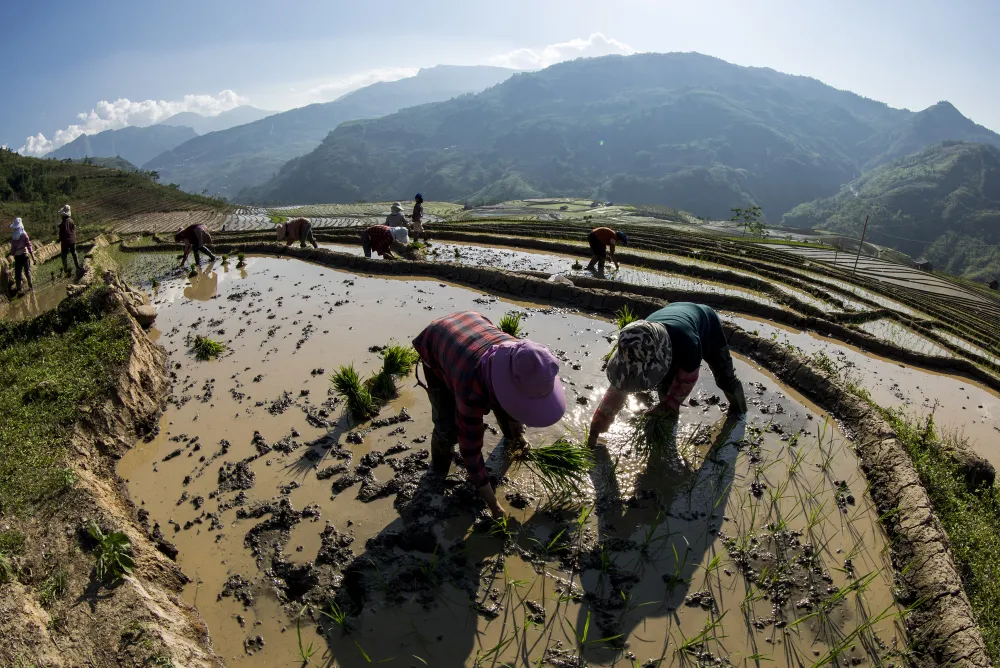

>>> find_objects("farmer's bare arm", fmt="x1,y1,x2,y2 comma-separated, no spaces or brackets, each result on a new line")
587,387,628,448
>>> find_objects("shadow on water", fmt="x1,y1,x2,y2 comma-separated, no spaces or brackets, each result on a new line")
306,417,742,668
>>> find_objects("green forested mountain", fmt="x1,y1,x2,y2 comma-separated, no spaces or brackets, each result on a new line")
242,53,1000,219
47,125,198,167
143,65,516,198
784,141,1000,280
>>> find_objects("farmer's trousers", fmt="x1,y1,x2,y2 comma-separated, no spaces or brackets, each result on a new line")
361,230,373,258
14,254,31,292
422,364,520,475
586,231,607,274
193,245,216,264
61,242,79,272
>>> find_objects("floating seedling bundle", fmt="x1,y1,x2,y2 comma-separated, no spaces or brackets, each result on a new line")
331,344,421,422
192,335,226,360
513,437,594,495
498,310,523,337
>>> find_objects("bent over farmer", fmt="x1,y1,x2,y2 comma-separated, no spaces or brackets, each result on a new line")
58,204,80,273
413,311,566,519
276,217,318,248
587,302,748,449
586,227,628,275
176,224,216,266
361,224,409,259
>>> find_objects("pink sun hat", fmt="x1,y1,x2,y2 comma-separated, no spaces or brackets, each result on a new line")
489,340,566,427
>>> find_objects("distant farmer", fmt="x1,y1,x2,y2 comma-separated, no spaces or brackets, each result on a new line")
586,227,628,275
276,217,318,248
411,193,425,239
414,311,566,519
385,202,409,228
8,217,38,293
175,224,216,265
361,224,409,259
58,204,80,273
587,302,748,449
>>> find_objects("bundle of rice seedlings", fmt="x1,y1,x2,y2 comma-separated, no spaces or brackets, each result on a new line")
192,335,226,361
498,311,523,337
604,304,640,361
380,344,420,377
236,252,247,268
515,438,594,495
366,369,399,402
331,364,377,422
626,411,677,459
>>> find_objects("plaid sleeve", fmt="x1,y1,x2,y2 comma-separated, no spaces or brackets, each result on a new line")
456,399,489,488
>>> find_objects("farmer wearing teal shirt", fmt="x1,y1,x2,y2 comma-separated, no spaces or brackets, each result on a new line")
587,302,748,447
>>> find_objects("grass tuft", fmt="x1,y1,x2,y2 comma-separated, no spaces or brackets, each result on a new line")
515,438,594,495
498,311,523,337
192,335,226,361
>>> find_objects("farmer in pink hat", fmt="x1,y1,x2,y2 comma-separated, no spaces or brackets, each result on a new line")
413,311,566,519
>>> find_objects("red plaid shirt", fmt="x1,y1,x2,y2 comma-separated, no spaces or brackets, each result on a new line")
366,225,394,255
413,311,516,488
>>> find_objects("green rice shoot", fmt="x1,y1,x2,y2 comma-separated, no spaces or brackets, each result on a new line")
516,438,594,495
627,411,677,459
331,364,377,422
498,311,523,337
192,335,226,361
367,369,399,402
380,344,420,377
604,304,640,360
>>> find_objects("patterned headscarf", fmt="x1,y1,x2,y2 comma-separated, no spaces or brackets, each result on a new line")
606,320,672,391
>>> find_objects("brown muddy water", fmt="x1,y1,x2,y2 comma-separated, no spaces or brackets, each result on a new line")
116,254,906,667
0,257,73,321
724,314,1000,464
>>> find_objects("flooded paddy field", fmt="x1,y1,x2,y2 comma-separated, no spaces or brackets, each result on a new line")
116,254,906,667
722,314,1000,463
0,256,74,320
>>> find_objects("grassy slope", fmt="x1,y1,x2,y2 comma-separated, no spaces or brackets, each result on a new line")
0,149,229,245
0,287,133,512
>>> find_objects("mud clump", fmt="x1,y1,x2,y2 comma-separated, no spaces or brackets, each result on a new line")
219,574,255,607
218,458,256,492
316,463,350,480
241,497,321,557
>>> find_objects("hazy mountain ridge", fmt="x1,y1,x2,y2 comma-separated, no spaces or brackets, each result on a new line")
46,125,198,167
142,65,516,197
158,105,274,134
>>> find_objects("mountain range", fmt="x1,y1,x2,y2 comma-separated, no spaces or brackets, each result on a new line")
46,124,198,167
142,65,516,197
240,53,1000,223
158,105,273,135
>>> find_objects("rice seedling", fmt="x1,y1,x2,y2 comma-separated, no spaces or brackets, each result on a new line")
321,600,349,631
572,260,583,270
615,304,638,330
331,364,377,422
221,255,229,266
192,335,226,361
380,344,420,376
514,438,594,495
88,522,134,583
626,411,677,459
295,606,319,663
366,369,399,402
498,311,523,337
236,252,246,267
149,276,159,289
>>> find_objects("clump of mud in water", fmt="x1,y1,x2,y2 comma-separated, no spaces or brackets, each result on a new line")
240,497,321,559
219,574,255,607
218,458,255,492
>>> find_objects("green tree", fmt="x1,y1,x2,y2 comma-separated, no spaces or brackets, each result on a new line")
730,205,765,238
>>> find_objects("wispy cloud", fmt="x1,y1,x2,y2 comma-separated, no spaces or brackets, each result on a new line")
489,32,635,70
300,67,420,103
18,90,248,156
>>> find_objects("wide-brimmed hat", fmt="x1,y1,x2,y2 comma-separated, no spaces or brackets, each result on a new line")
489,340,566,427
391,202,402,212
60,204,71,217
606,320,672,391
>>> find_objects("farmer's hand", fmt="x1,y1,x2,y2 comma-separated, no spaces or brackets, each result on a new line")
478,483,507,520
586,429,602,449
647,403,679,420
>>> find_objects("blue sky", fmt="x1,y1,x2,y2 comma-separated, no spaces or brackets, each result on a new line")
4,0,999,153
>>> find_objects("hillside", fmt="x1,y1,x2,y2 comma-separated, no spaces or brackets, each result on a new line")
65,156,139,172
158,105,273,134
242,53,1000,219
0,148,227,244
47,125,198,167
143,65,516,198
783,141,1000,280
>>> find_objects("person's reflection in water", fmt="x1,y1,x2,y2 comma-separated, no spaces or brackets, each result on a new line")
182,264,219,301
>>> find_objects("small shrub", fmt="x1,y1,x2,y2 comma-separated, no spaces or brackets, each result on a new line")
88,522,134,584
515,438,594,495
498,311,523,337
192,335,226,361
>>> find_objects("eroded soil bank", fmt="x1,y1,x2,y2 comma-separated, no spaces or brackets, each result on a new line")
118,256,906,666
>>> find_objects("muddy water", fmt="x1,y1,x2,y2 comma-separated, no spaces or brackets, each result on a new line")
0,257,72,321
118,256,903,667
723,314,1000,461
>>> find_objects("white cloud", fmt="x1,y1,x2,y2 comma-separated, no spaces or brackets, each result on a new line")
18,90,248,156
490,32,635,70
301,67,420,103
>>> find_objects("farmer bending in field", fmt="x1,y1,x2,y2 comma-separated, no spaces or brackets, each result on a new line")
587,302,748,449
361,224,410,259
586,227,628,276
414,311,566,519
175,223,216,265
8,217,38,293
276,217,318,248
